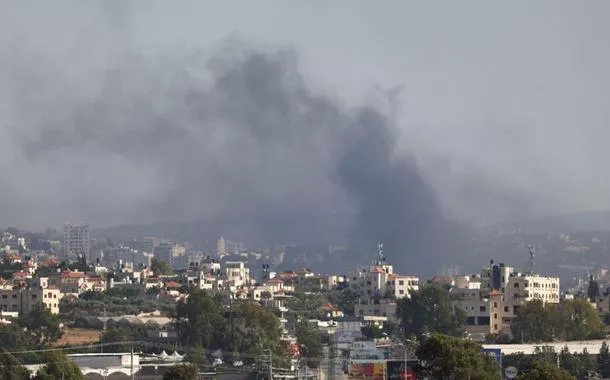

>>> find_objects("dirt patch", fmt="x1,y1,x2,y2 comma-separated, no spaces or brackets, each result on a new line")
54,327,101,347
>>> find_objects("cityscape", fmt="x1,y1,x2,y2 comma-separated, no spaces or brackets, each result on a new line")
5,1,610,380
0,223,609,379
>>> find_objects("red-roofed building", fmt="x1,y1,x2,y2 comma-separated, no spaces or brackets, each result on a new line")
321,303,344,318
49,270,87,296
263,277,285,294
164,281,182,290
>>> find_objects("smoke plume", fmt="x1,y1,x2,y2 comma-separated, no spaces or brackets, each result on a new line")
1,41,462,274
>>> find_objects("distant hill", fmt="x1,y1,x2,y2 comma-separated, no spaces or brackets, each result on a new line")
92,221,212,247
499,210,610,234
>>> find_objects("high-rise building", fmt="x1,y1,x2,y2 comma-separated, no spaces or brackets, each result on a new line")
217,237,227,257
63,223,90,262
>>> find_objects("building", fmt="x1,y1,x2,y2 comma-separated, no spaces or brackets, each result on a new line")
353,244,419,321
153,241,186,268
63,223,90,261
217,237,227,257
0,278,62,315
224,261,252,287
452,261,560,338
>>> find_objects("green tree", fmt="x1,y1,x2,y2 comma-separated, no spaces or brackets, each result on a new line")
329,286,359,315
515,361,575,380
0,324,32,350
512,298,603,342
101,326,146,352
296,320,323,368
18,304,63,347
561,298,604,340
34,350,84,380
397,283,465,339
151,257,172,275
511,300,555,342
598,341,610,378
416,334,499,380
163,364,199,380
176,289,223,348
0,348,30,380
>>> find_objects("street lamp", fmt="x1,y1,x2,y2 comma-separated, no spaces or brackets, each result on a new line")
397,340,413,380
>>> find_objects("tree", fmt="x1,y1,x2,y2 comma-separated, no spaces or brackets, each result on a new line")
329,286,359,315
511,300,554,342
397,284,465,339
416,334,499,380
176,289,223,348
163,364,199,380
598,341,610,378
177,288,286,361
0,324,32,350
512,298,603,342
101,325,146,352
18,304,63,347
296,320,323,368
561,298,604,341
515,361,575,380
0,348,30,380
151,257,172,275
34,350,84,380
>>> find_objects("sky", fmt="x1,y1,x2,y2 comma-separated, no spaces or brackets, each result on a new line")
1,1,610,262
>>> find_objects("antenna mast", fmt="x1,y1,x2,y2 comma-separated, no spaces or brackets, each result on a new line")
376,242,385,266
526,244,536,274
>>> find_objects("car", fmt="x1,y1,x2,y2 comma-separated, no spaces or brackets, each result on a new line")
233,360,244,367
213,358,223,367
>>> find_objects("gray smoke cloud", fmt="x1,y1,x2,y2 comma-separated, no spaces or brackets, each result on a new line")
0,38,461,274
10,1,610,274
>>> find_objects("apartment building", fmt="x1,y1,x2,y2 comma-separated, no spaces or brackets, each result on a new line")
452,262,560,337
63,223,90,261
353,245,419,321
0,278,63,315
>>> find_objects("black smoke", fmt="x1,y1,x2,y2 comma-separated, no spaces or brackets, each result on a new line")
5,44,464,275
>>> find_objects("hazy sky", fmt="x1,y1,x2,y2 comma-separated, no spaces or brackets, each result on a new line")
2,1,610,233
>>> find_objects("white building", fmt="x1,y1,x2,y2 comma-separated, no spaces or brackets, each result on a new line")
353,244,419,321
63,223,90,261
224,261,252,287
452,262,560,338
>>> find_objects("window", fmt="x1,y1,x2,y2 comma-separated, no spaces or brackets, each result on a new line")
494,313,498,319
1,295,6,299
514,283,519,288
11,294,16,299
493,302,498,308
399,280,404,286
31,295,37,299
479,306,486,312
504,306,510,312
399,290,404,295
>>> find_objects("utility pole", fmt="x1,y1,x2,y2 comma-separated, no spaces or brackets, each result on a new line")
264,349,273,380
131,346,135,380
101,307,107,354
